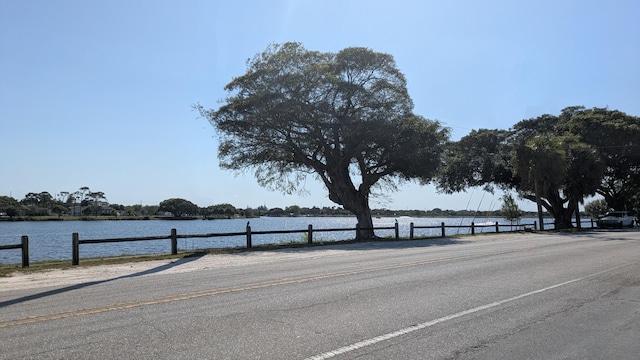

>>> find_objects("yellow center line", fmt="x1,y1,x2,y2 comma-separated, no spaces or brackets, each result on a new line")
0,246,532,328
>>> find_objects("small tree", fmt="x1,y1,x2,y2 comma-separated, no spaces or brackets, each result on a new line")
51,204,67,217
501,193,522,230
584,199,609,219
5,206,19,218
285,205,301,216
0,196,22,217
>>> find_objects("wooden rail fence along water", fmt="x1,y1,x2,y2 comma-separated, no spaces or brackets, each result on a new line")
409,221,539,239
71,222,399,265
2,219,599,266
0,236,29,267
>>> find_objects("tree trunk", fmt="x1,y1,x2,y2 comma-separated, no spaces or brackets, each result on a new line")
324,166,376,240
337,191,374,240
327,188,375,240
547,197,574,230
574,198,581,229
525,186,580,231
555,210,574,229
535,180,544,231
540,186,578,230
355,206,375,240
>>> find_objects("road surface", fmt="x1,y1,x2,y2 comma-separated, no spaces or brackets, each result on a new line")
1,230,639,359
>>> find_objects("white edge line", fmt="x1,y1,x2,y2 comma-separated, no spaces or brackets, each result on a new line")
305,265,627,360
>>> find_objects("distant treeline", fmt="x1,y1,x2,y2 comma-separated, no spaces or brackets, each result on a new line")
1,189,547,220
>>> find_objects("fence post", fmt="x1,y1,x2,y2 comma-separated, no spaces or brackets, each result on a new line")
495,222,499,233
471,222,475,236
441,222,445,238
246,222,252,248
394,220,399,240
171,228,178,255
21,235,29,268
534,221,537,231
308,224,313,244
591,219,594,229
356,223,361,241
72,232,79,266
410,222,414,240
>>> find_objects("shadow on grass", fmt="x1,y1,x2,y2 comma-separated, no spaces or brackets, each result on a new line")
0,253,204,308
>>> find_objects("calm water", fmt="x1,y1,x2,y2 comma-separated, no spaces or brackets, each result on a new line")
0,216,539,264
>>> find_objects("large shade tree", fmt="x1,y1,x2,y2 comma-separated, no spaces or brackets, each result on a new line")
437,109,605,229
560,107,640,212
511,133,602,229
197,43,449,238
437,129,516,193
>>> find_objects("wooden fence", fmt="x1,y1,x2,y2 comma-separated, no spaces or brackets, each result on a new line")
70,223,398,265
409,221,538,239
1,218,599,266
0,236,29,267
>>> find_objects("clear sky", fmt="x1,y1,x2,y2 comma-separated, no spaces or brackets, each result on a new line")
1,0,639,212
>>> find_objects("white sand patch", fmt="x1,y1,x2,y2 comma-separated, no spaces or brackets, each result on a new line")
0,248,354,291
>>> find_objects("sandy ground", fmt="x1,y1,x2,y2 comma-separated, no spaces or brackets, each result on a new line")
0,247,359,291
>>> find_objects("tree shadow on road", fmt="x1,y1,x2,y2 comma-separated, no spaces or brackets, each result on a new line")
0,253,204,308
548,228,639,242
0,235,507,308
255,236,473,254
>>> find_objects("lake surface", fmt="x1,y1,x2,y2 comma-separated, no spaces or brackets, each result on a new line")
0,216,543,264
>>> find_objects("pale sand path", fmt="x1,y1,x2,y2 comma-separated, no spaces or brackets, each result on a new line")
0,247,372,291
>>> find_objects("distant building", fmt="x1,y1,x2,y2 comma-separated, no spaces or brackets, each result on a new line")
69,204,83,216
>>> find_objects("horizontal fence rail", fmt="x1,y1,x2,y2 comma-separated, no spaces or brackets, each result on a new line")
409,221,539,239
3,218,601,266
71,223,400,265
0,236,29,267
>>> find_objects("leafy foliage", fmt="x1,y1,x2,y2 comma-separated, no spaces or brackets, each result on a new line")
158,198,199,217
197,42,449,238
560,107,640,212
437,129,516,193
584,199,609,219
202,203,238,218
500,193,522,224
437,106,636,229
0,196,22,217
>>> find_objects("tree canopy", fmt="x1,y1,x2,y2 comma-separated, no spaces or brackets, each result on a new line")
197,42,449,238
158,198,199,217
437,106,638,229
0,196,22,217
560,107,640,212
500,193,522,225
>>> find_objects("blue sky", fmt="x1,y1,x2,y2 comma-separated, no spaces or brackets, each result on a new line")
1,0,639,212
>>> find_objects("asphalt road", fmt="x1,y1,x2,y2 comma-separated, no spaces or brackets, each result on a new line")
1,230,639,359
